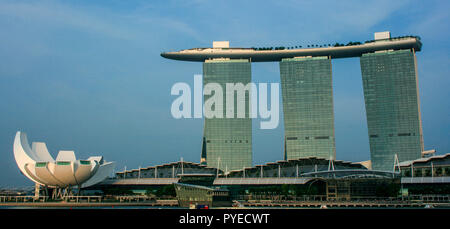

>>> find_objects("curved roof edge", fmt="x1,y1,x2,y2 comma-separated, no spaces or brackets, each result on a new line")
13,131,116,188
161,37,421,62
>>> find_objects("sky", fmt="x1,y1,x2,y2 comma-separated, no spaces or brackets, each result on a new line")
0,0,449,187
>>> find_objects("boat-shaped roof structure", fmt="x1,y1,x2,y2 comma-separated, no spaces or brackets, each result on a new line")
161,36,422,62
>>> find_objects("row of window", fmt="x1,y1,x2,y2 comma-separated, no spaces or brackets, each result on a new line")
35,161,90,167
370,133,417,138
287,136,330,140
206,140,250,143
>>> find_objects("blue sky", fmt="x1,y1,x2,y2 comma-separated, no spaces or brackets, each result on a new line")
0,0,448,187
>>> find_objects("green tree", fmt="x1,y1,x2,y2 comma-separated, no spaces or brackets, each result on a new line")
414,169,422,177
435,167,442,176
103,188,133,196
403,170,411,177
155,185,176,197
281,184,290,195
424,169,432,177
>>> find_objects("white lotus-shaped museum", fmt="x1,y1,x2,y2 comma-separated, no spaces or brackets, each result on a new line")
13,131,115,188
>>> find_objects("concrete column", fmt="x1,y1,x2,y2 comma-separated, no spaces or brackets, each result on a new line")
34,183,40,198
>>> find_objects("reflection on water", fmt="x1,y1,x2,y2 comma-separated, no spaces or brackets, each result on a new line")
1,205,448,209
0,206,184,209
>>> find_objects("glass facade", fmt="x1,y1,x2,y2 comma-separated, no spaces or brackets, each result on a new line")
360,49,424,171
279,56,336,160
202,59,252,172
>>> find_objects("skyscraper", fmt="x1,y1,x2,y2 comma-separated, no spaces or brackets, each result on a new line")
360,49,424,171
280,56,336,160
162,34,424,172
201,59,252,171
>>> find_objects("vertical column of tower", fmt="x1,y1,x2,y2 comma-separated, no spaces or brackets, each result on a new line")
201,59,252,172
279,56,336,160
360,49,424,171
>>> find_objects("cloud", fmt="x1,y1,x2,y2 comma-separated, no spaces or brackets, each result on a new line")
0,1,205,42
407,3,450,40
0,1,136,40
125,13,206,43
0,0,413,48
163,0,412,46
269,0,411,39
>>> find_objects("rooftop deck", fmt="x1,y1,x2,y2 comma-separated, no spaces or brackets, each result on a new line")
161,37,422,62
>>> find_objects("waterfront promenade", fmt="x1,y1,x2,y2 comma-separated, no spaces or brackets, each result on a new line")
0,195,178,208
1,195,449,208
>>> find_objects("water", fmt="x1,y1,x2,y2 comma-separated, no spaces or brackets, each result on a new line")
0,205,183,209
1,205,448,209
